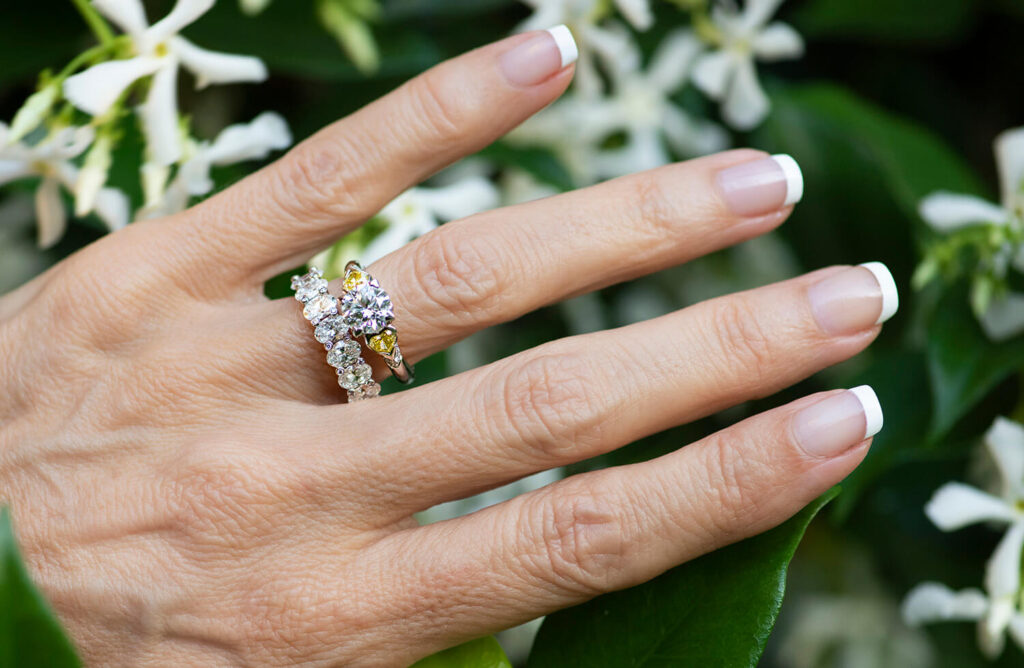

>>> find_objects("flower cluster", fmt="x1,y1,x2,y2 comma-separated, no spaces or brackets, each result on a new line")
1,0,291,247
914,127,1024,340
903,417,1024,658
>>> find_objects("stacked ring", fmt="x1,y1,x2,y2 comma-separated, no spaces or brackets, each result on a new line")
339,261,415,385
291,266,382,402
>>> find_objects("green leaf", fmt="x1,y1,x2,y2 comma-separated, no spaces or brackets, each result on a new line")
527,490,839,668
926,284,1024,438
792,0,975,44
411,636,511,668
0,508,81,668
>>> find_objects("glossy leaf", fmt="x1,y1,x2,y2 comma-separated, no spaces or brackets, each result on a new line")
527,490,838,668
0,508,81,668
411,636,512,668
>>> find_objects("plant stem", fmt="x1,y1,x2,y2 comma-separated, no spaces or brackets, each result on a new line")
70,0,115,45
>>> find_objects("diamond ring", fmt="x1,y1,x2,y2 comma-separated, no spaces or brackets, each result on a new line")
291,266,382,402
340,260,415,385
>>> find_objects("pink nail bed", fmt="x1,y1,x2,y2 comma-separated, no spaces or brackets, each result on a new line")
717,154,803,217
793,386,883,458
499,25,578,87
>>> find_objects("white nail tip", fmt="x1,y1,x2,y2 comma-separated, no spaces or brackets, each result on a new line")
850,385,883,440
771,153,803,207
547,25,578,68
858,261,899,324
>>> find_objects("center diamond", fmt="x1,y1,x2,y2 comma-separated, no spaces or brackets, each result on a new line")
342,282,394,336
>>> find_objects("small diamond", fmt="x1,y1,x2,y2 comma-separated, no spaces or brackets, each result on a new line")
303,294,338,322
348,382,381,402
327,339,362,367
342,282,394,335
343,269,369,292
291,269,327,302
314,315,345,344
367,329,397,354
338,362,373,390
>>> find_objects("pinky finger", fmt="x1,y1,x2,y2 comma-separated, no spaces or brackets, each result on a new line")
360,387,881,661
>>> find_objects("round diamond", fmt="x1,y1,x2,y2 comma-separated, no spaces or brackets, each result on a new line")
291,270,327,302
338,362,373,390
342,282,394,335
303,294,338,322
314,315,345,344
327,339,362,368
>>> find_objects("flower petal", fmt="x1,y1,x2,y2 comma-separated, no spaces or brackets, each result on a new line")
34,177,67,249
239,0,273,15
692,50,734,100
0,160,33,187
143,0,214,49
742,0,787,31
172,37,267,89
647,29,702,93
995,126,1024,212
415,177,499,222
917,191,1008,231
92,0,149,37
986,417,1024,501
93,187,131,231
925,482,1017,530
614,0,653,31
140,61,182,166
663,105,730,157
204,112,291,165
902,582,988,625
980,293,1024,342
985,521,1024,599
63,57,164,116
722,57,770,131
752,22,804,61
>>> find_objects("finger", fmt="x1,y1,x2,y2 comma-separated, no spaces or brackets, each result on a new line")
328,263,897,515
351,388,879,661
177,27,578,284
258,149,802,397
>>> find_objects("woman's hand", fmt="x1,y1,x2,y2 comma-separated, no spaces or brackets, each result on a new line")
0,29,895,666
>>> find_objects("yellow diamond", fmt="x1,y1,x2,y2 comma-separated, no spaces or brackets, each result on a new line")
343,270,368,291
368,330,397,354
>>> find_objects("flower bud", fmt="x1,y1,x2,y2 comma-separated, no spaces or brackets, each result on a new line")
7,84,59,144
74,132,114,217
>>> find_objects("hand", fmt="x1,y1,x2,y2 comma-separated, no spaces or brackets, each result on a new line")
0,29,895,667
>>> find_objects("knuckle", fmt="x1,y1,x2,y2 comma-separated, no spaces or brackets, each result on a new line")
630,170,680,239
404,70,468,146
272,141,366,223
699,435,761,538
707,296,775,389
497,352,604,463
525,481,627,595
407,227,507,323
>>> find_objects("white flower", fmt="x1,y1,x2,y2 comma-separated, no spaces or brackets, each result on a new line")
588,25,729,178
361,177,499,264
902,417,1024,658
918,128,1024,341
0,123,128,248
63,0,268,167
509,27,728,185
692,0,804,130
517,0,653,97
140,112,291,218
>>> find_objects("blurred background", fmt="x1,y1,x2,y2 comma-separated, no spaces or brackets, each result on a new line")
4,1,1024,666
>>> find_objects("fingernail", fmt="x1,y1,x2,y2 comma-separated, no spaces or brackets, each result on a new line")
499,25,578,87
793,386,883,458
808,262,899,335
716,154,803,217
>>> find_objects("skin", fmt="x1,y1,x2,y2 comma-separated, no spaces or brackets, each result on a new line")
0,34,876,666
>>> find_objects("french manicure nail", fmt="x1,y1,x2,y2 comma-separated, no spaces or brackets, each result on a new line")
808,262,899,335
793,386,883,458
499,25,578,87
716,154,803,217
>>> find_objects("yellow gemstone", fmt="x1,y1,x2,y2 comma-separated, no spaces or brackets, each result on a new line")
343,270,368,291
368,330,397,354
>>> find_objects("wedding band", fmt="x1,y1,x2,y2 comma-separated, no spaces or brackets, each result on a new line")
291,266,382,402
340,261,415,385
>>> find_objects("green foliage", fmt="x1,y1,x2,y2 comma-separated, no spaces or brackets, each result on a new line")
0,509,81,668
411,637,512,668
793,0,975,43
527,490,838,668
